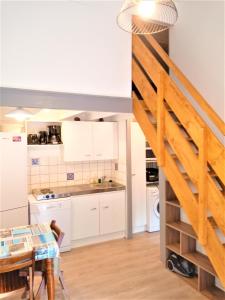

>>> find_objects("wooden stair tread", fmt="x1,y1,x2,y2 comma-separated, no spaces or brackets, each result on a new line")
170,153,178,159
183,251,216,276
166,221,197,239
208,216,218,229
182,170,216,181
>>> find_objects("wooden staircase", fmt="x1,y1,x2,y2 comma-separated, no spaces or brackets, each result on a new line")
132,34,225,289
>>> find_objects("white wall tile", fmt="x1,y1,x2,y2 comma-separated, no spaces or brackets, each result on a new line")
31,175,40,184
27,149,115,189
49,156,58,165
50,174,58,183
49,166,58,174
39,166,49,175
40,175,49,183
39,157,49,166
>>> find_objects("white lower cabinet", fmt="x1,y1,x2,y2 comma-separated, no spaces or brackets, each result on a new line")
99,192,125,235
72,194,99,240
71,191,125,242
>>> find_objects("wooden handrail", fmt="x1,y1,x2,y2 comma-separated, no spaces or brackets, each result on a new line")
144,35,225,136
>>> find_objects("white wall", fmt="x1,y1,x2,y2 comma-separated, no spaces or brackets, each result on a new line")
1,1,131,98
170,1,225,131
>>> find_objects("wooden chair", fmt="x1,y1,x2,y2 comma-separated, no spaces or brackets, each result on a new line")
36,220,69,299
0,251,34,299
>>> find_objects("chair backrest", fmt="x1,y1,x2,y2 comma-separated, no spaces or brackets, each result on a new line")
50,220,65,248
0,250,34,274
0,251,34,294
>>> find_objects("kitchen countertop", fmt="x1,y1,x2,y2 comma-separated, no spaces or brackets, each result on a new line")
30,182,126,201
61,181,125,196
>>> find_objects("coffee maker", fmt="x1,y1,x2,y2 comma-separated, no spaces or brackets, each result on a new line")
48,125,62,144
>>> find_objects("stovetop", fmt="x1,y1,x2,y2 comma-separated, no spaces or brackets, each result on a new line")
32,187,71,201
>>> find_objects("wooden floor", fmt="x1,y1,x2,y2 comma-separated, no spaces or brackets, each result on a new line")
1,232,207,299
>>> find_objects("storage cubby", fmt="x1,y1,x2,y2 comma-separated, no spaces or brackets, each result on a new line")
164,180,225,299
180,233,196,255
166,226,180,254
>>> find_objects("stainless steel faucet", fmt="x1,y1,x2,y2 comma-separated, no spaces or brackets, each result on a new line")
101,176,106,183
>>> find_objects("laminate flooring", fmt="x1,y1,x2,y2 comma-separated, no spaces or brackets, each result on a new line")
1,232,207,300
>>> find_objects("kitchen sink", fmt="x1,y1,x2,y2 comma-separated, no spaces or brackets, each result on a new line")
90,182,119,188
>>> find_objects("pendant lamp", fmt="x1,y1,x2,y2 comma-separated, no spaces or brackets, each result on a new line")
117,0,178,34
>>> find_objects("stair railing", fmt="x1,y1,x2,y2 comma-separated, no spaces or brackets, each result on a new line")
132,34,225,286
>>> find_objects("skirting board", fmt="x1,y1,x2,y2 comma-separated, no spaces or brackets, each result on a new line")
72,231,125,248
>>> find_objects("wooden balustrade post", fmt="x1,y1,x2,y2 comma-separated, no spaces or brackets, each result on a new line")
198,126,207,246
157,72,165,167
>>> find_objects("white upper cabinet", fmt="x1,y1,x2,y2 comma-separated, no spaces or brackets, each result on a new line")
62,121,93,162
93,122,118,160
62,121,118,162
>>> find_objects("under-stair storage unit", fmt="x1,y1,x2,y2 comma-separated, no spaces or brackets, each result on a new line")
165,181,225,299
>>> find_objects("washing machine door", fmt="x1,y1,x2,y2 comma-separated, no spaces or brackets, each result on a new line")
153,199,160,218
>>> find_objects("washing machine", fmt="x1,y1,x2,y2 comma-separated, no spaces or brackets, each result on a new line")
147,185,160,232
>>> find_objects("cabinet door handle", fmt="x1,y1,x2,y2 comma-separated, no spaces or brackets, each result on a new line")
103,206,109,209
85,154,91,157
90,207,97,211
96,154,102,156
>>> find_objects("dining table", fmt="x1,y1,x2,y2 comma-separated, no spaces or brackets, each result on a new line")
0,223,59,300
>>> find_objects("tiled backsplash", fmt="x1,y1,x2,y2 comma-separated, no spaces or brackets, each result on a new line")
27,147,116,192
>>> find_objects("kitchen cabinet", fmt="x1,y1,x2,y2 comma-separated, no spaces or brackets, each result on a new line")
62,121,93,161
99,192,125,235
62,121,118,162
72,194,99,240
92,122,118,160
71,191,125,241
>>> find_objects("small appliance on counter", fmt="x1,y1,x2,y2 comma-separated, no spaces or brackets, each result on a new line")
27,134,39,145
27,125,62,145
48,125,62,144
39,131,48,144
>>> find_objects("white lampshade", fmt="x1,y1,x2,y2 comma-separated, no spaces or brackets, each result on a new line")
117,0,178,34
5,107,33,121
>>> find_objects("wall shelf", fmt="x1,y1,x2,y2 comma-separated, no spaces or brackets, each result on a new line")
164,181,225,299
27,144,62,148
